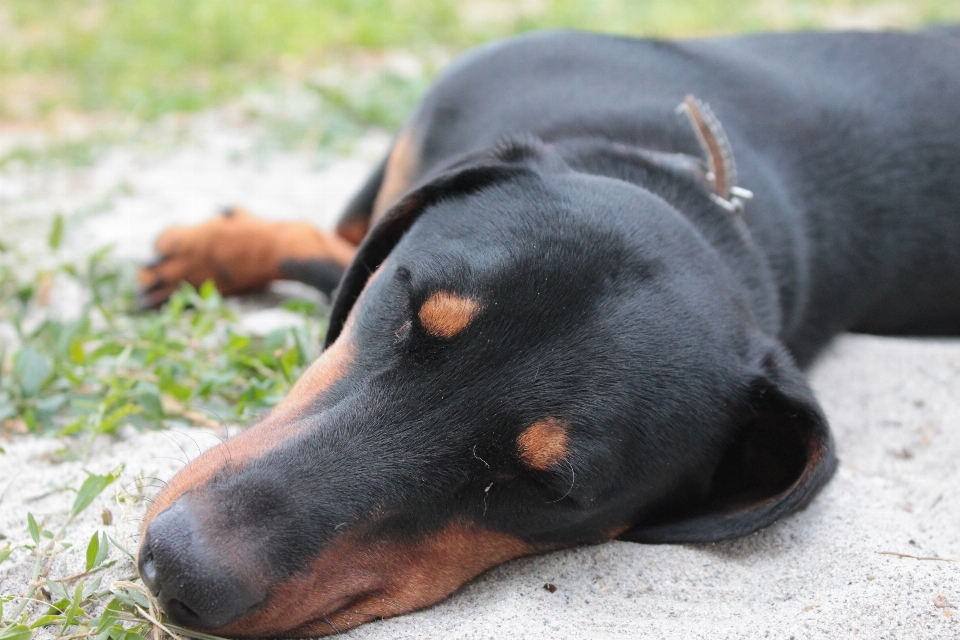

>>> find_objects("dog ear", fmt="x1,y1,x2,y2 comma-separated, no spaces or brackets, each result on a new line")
621,336,838,543
324,139,554,347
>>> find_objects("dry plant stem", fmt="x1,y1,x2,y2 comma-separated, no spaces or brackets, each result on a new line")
134,605,184,640
3,514,75,629
114,579,235,640
877,551,958,562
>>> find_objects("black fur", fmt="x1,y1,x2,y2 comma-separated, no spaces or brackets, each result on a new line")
139,28,960,635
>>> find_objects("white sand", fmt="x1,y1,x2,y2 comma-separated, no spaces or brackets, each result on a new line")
1,118,957,639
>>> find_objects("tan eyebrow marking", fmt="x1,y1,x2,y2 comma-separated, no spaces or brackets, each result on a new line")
517,418,570,471
418,291,483,339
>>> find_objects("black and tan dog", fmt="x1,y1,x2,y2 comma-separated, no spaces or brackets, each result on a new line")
136,29,960,637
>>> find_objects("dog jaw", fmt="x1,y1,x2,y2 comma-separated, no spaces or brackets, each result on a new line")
213,521,534,638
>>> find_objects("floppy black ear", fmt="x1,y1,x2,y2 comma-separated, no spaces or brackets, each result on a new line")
324,139,556,347
621,337,837,543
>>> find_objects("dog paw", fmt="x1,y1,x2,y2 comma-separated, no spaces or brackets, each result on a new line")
137,207,283,309
138,207,358,308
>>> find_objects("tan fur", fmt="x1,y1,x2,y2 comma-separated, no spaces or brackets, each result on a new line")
140,267,384,536
418,291,483,339
335,218,369,246
517,418,570,471
215,522,535,638
137,207,356,307
372,128,420,222
140,320,355,532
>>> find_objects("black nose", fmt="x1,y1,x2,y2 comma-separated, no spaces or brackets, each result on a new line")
138,498,265,629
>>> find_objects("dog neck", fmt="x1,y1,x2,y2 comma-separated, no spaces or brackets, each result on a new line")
550,135,783,337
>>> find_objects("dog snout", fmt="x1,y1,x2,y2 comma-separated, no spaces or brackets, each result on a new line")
138,498,266,630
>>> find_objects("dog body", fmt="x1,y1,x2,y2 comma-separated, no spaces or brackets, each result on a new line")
136,29,960,636
364,29,960,364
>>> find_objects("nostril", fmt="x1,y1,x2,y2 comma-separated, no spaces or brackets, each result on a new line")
137,500,267,630
138,538,159,593
141,555,157,585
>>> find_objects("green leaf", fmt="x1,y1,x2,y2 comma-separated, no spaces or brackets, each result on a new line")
61,581,83,629
264,328,289,351
22,408,37,432
48,214,64,250
85,531,100,571
58,417,86,437
133,382,163,418
281,299,319,315
109,585,149,611
97,404,142,434
0,624,33,640
69,339,86,365
280,347,299,381
0,546,11,564
225,333,251,352
95,533,109,568
14,346,54,397
45,578,70,602
27,512,40,544
93,598,122,633
29,615,63,629
70,469,120,517
106,534,135,561
198,279,218,300
160,376,193,402
35,394,67,414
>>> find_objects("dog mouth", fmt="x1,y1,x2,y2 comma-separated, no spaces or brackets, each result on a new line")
285,591,411,637
193,521,535,638
212,586,412,638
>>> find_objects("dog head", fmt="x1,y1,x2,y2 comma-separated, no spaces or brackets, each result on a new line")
138,139,836,637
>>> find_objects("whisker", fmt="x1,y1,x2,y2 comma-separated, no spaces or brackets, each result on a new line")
319,614,341,635
154,431,191,465
191,405,233,442
546,460,575,503
168,427,205,458
188,407,235,465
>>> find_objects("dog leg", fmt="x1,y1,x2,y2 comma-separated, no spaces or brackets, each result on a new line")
137,207,356,308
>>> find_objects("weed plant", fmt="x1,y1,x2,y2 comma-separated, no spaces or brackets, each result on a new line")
0,218,325,640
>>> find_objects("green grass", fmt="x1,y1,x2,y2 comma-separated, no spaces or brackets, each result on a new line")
0,0,956,126
0,224,326,439
0,219,326,640
1,0,957,168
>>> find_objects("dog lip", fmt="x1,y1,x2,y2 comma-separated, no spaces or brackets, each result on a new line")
310,591,388,635
253,591,380,637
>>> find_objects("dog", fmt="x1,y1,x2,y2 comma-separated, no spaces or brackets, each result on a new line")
135,28,960,637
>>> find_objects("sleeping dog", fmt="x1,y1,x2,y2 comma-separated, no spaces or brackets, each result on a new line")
135,28,960,637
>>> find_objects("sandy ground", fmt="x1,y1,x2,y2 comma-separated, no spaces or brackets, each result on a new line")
1,117,958,639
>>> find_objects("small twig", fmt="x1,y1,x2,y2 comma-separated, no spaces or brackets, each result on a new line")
55,559,119,584
135,605,184,640
877,551,958,562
